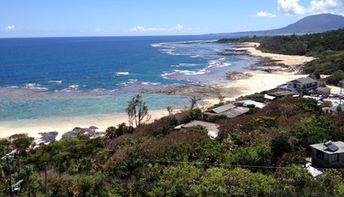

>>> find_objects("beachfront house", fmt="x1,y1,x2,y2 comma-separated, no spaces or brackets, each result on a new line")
310,141,344,168
286,77,320,94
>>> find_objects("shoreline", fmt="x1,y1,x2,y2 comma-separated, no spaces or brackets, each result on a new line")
0,109,171,139
0,41,316,140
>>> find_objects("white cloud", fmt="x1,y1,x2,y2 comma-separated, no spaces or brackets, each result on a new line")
256,11,277,17
4,25,16,32
277,0,344,15
278,0,306,15
129,24,184,32
310,0,344,13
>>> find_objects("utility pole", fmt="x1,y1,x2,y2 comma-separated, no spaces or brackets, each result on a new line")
340,80,344,106
44,163,48,197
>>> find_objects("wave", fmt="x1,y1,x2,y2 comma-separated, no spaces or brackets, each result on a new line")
59,84,80,93
118,79,161,87
162,69,208,79
159,48,182,56
48,80,63,84
161,58,231,80
207,58,231,68
171,63,199,68
114,72,130,76
23,83,48,91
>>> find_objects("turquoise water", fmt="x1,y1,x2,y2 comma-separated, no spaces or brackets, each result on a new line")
0,36,257,124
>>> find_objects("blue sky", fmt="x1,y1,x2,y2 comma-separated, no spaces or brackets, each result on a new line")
0,0,343,37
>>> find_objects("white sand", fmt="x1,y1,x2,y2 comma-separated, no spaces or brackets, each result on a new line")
0,109,170,139
215,71,306,99
236,42,315,66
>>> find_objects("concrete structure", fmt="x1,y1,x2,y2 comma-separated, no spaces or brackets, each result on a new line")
175,120,220,139
316,86,331,98
287,77,320,93
264,94,276,100
310,141,344,168
211,104,236,114
235,100,266,109
205,103,250,119
267,91,297,98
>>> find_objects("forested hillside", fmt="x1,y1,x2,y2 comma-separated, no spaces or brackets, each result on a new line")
1,97,344,196
219,29,344,85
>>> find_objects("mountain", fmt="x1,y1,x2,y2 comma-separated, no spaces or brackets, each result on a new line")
216,13,344,37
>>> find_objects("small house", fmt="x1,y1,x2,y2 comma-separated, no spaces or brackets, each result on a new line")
310,141,344,168
205,103,249,119
175,120,220,139
287,77,320,93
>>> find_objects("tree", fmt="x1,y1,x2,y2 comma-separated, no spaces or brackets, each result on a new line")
166,106,173,117
9,134,34,153
126,95,150,127
218,94,225,105
190,96,201,110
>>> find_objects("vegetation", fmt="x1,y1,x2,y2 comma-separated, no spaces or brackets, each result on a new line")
126,94,150,127
218,29,344,85
1,95,344,196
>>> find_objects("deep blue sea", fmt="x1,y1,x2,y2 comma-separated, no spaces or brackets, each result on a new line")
0,35,257,129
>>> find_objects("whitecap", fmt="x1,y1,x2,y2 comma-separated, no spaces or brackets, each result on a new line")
23,83,48,91
48,80,63,84
141,81,161,86
151,43,163,48
207,58,231,69
171,63,199,68
114,72,129,76
59,84,80,93
117,79,139,87
162,69,208,79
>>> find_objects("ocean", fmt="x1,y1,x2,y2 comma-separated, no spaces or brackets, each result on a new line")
0,35,258,130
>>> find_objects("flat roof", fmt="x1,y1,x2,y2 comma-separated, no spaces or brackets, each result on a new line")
221,107,250,119
182,120,219,139
290,77,318,85
236,100,266,109
268,91,296,97
212,103,236,114
310,141,344,154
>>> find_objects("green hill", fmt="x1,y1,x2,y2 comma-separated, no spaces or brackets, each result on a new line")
219,29,344,85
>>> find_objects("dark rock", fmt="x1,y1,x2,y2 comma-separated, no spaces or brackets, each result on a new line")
39,131,58,143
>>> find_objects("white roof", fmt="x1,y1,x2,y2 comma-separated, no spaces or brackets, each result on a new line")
182,120,219,139
236,100,266,109
264,94,276,100
212,103,236,114
306,162,323,177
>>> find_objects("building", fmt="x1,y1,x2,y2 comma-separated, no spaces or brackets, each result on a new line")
174,120,220,139
310,141,344,168
235,100,266,109
287,77,320,93
316,86,331,98
267,91,297,99
205,103,250,119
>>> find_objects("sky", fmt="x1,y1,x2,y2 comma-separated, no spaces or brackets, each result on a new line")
0,0,343,38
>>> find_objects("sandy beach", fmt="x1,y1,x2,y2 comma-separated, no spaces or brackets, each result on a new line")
0,109,171,139
235,42,316,66
0,41,315,140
